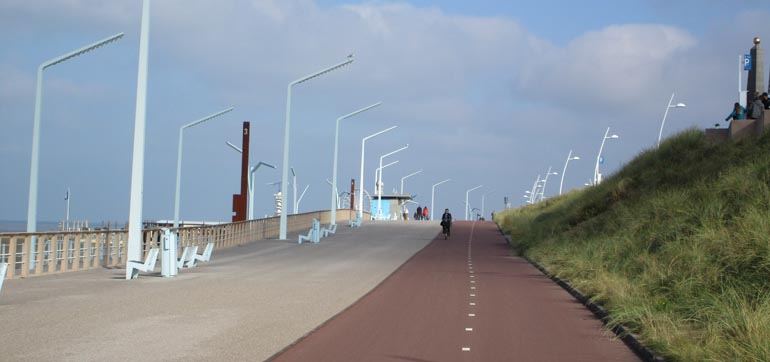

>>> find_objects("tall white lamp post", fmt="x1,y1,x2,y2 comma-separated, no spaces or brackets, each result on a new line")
173,107,234,228
559,150,580,195
465,185,483,220
375,160,399,192
377,145,409,220
481,190,495,219
279,55,354,240
358,126,397,219
657,92,686,147
249,162,276,219
594,127,619,185
330,102,382,225
126,0,152,268
290,167,298,214
400,170,423,194
431,179,451,220
26,32,124,268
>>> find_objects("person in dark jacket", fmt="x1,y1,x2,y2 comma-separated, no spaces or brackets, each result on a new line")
761,92,770,110
415,206,422,221
748,93,765,120
440,209,452,239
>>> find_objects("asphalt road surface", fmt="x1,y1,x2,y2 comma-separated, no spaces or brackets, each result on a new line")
0,221,438,362
271,221,641,362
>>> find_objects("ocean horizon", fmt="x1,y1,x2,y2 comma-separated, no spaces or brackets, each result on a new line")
0,220,63,233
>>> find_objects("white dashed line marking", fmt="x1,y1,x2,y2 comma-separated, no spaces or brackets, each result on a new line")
471,286,476,290
470,280,475,283
468,313,476,317
470,293,476,297
465,327,473,331
462,347,471,351
470,302,476,306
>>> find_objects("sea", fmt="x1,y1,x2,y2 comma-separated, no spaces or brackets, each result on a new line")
0,220,62,233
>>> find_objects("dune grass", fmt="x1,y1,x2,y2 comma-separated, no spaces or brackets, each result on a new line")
496,129,770,361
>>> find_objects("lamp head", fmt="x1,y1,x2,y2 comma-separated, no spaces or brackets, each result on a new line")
609,134,619,139
674,103,686,108
572,156,581,160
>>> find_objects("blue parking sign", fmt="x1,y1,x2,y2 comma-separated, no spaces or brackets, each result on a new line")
744,54,752,71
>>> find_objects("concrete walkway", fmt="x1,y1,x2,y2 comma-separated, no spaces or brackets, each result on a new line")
0,221,439,362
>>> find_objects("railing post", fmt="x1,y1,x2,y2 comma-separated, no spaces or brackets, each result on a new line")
35,235,45,275
8,237,17,279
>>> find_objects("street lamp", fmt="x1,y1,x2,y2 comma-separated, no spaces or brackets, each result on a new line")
465,185,483,220
26,32,124,268
657,92,687,147
330,102,382,225
291,167,297,214
594,127,619,185
173,107,234,228
231,142,277,219
279,54,354,240
358,126,397,219
431,179,451,220
375,160,399,191
529,175,540,204
127,0,152,267
538,167,558,201
559,150,580,195
377,144,409,220
481,190,495,219
249,162,276,219
400,170,423,194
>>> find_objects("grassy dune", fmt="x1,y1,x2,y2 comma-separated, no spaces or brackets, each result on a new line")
496,129,770,361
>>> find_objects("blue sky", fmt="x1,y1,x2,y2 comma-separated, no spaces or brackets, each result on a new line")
1,0,768,226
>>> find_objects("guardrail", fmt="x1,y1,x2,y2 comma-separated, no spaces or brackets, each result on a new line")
1,209,366,280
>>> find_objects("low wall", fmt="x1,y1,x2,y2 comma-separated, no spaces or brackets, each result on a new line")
0,210,368,280
706,113,770,143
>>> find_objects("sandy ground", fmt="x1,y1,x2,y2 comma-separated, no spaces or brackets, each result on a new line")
0,221,439,362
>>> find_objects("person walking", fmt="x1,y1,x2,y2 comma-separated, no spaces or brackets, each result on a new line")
440,208,453,239
415,206,422,221
422,206,429,221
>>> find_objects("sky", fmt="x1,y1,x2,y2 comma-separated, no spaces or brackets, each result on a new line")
1,0,768,225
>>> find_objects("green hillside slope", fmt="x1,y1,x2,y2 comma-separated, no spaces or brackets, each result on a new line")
497,129,770,361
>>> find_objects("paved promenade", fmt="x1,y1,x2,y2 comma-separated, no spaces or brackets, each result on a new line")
272,221,640,362
0,221,438,362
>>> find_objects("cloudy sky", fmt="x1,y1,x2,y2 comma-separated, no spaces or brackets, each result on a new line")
1,0,768,226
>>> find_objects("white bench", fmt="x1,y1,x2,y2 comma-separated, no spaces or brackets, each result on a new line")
299,219,321,244
321,223,337,237
349,215,362,228
126,248,160,279
177,245,198,269
0,262,7,294
186,242,215,267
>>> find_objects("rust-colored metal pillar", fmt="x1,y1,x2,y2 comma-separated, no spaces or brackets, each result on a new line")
232,122,250,222
350,179,356,210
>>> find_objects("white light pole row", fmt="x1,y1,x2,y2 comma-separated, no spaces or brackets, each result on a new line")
377,144,409,220
465,185,483,220
358,126,397,219
279,55,354,240
330,102,382,225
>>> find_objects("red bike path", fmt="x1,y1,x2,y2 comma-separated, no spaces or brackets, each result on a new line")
271,220,640,362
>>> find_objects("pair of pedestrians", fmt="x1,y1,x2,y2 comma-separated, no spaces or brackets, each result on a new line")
414,206,429,220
